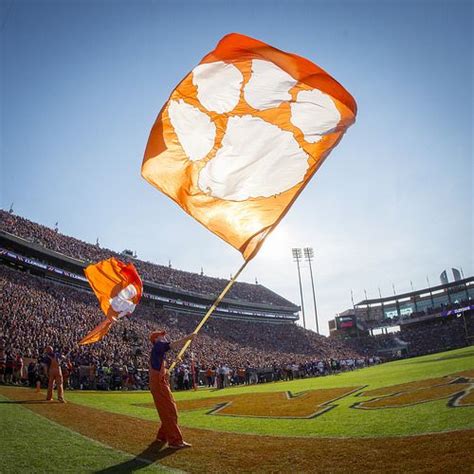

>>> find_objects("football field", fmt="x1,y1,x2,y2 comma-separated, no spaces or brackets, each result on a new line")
1,346,473,473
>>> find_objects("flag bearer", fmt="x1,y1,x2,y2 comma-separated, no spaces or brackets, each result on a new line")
149,330,195,448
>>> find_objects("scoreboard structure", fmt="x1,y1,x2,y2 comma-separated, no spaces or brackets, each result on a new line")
329,313,367,337
337,315,356,329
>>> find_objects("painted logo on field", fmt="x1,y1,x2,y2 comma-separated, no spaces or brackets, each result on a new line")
352,370,474,410
137,386,361,419
179,386,361,419
136,370,474,419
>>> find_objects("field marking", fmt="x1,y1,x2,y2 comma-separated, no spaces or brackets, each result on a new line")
2,380,474,440
135,386,366,419
352,374,474,411
1,384,472,446
450,384,474,408
208,386,365,419
1,387,473,473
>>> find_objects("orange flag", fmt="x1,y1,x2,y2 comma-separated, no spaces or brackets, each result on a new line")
79,258,143,345
142,33,357,261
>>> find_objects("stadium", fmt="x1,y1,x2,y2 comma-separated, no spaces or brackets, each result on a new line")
329,276,474,359
1,1,473,473
1,210,473,472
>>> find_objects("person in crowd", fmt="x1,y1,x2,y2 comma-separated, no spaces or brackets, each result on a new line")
43,346,66,403
61,358,73,390
0,346,6,385
183,367,190,390
27,360,36,388
4,351,14,384
34,359,44,392
205,367,213,387
13,353,24,384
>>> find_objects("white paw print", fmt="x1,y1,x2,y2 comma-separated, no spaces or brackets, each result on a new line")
109,283,138,318
166,59,342,202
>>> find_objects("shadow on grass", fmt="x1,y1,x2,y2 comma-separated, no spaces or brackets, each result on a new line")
0,399,51,404
94,440,177,473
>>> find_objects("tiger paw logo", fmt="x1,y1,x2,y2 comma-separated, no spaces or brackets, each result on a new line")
352,370,474,410
142,34,357,259
164,58,348,202
166,58,345,202
109,284,139,319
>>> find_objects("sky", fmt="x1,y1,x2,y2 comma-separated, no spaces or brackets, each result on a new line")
1,0,472,335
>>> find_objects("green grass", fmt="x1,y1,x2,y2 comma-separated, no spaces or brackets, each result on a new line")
1,348,472,473
64,346,474,438
0,396,167,473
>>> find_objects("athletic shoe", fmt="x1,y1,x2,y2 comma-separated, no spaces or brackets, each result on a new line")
58,399,67,403
168,441,192,449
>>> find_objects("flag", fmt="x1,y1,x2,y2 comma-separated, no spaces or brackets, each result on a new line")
79,258,143,345
451,268,461,282
79,319,114,346
142,33,357,261
440,270,448,285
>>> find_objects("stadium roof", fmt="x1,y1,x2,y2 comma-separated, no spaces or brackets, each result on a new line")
355,277,473,307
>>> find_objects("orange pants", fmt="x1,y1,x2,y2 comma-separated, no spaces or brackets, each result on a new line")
47,368,64,401
149,365,183,445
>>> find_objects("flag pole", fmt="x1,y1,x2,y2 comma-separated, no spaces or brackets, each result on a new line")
169,258,250,371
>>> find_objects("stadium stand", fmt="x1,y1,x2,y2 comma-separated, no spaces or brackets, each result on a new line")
0,210,292,307
399,316,472,357
330,298,473,359
1,211,372,391
0,265,367,389
5,210,470,392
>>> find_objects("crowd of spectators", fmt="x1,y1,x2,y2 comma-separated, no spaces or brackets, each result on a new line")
171,355,382,390
1,264,370,391
358,296,473,332
2,262,470,393
335,311,472,358
0,210,292,307
408,299,473,320
338,313,472,358
337,333,404,357
399,317,471,357
3,210,470,392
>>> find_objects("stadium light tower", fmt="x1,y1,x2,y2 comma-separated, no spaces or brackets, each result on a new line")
303,247,319,334
292,248,306,329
